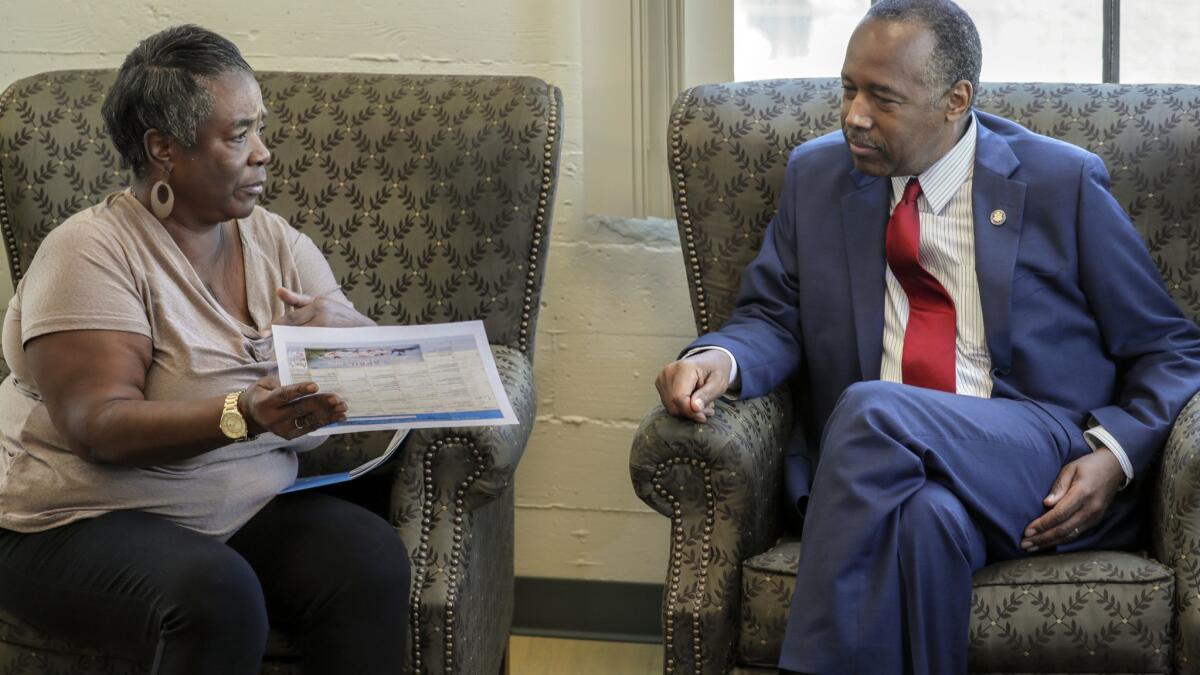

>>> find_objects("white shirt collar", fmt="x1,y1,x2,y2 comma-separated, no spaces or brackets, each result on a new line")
890,113,977,215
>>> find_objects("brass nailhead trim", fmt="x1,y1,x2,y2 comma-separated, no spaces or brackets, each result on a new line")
0,76,24,285
518,83,559,355
653,455,716,674
410,435,488,674
669,88,708,334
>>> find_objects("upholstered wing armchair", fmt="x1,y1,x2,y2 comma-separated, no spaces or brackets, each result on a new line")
0,70,562,675
630,79,1200,675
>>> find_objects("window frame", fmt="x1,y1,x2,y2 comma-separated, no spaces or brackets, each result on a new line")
1101,0,1120,83
581,0,733,219
585,0,1129,219
866,0,1123,82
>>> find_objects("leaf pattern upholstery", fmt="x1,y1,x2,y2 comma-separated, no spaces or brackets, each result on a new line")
0,69,562,675
631,79,1200,674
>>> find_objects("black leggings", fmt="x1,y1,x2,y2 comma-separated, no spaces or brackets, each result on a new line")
0,491,410,674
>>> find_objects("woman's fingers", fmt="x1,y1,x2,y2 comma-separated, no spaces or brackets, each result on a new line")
277,286,314,308
295,399,348,430
243,376,350,438
267,381,317,404
279,394,346,436
287,393,344,419
272,304,319,327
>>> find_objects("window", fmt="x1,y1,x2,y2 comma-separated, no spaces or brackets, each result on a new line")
590,0,1200,220
733,0,1200,85
956,0,1102,82
1122,0,1200,83
735,0,870,81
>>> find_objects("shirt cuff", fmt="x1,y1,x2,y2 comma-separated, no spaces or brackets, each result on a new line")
1083,424,1133,488
682,346,741,400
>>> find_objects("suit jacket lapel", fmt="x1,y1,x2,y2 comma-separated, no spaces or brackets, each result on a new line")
971,118,1026,374
842,173,890,381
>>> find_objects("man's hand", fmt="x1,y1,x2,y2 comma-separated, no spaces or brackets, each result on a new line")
272,287,374,329
1021,448,1126,552
655,350,733,423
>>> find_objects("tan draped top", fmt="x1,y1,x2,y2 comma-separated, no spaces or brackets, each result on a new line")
0,191,344,540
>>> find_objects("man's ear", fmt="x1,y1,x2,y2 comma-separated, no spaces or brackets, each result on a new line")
143,128,173,178
944,79,973,121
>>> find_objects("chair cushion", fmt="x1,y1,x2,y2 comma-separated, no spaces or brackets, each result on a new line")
737,540,1175,673
0,610,301,674
970,553,1174,673
739,537,802,668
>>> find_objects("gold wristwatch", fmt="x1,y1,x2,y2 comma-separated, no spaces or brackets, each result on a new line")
219,391,250,442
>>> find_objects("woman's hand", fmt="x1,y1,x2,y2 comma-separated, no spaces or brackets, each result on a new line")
240,374,348,439
272,287,375,329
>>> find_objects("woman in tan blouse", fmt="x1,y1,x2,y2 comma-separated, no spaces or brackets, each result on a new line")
0,25,408,674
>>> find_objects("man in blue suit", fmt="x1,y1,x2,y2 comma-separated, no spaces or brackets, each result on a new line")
654,1,1200,673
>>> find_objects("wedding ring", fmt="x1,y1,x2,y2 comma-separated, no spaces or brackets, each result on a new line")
1071,527,1081,538
294,417,306,430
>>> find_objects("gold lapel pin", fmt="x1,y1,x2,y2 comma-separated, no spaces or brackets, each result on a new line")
989,209,1007,226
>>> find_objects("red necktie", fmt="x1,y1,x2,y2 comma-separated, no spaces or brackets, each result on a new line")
885,178,957,392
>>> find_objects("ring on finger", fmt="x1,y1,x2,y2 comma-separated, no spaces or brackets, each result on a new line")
1071,527,1081,538
294,416,306,430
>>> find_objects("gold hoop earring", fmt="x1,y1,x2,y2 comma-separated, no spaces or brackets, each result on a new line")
150,180,174,219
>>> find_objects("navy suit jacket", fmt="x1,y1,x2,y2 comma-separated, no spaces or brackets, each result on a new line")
691,111,1200,518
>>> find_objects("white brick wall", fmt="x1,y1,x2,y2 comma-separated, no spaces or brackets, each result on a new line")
0,0,697,584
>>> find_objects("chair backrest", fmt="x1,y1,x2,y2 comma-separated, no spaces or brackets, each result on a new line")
0,70,563,355
669,79,1200,334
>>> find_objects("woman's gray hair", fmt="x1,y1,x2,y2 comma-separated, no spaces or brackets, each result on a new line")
866,0,982,106
101,25,252,179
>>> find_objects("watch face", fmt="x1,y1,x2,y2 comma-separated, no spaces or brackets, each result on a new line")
221,411,247,438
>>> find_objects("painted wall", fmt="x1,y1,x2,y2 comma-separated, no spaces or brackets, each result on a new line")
0,0,695,583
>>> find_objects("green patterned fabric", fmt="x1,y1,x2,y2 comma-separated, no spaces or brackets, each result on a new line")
0,69,562,674
737,537,800,668
1153,392,1200,675
631,79,1200,674
736,541,1174,673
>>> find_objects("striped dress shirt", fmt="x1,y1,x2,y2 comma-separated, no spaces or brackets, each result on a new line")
881,115,991,397
881,114,1131,483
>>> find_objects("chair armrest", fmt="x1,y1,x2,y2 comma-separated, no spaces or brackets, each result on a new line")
631,387,793,534
391,345,535,516
1151,389,1200,675
629,386,793,675
389,344,533,675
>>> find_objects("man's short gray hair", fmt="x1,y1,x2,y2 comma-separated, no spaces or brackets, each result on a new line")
865,0,982,106
101,25,252,178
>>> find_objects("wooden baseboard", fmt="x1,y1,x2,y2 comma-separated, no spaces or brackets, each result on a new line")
512,577,663,644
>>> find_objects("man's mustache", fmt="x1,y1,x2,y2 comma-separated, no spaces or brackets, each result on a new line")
843,129,882,150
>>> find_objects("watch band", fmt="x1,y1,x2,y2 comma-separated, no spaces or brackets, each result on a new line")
223,391,241,417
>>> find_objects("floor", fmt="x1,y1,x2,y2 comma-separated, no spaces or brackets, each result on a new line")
508,636,662,675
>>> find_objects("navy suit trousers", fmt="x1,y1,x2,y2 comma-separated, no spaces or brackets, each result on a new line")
778,381,1137,675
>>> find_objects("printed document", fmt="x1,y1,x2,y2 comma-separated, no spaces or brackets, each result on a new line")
281,429,408,493
273,321,517,493
272,321,518,436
